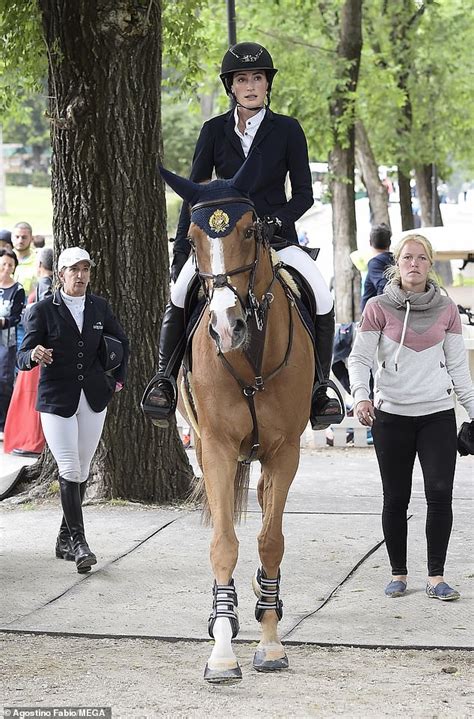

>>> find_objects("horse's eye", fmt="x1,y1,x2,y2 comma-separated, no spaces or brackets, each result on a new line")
244,227,254,239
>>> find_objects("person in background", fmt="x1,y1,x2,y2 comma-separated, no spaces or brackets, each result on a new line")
17,247,129,573
0,229,13,251
12,222,37,351
4,247,54,456
0,249,26,441
360,224,394,311
33,235,46,249
12,222,37,295
349,233,474,602
144,41,343,432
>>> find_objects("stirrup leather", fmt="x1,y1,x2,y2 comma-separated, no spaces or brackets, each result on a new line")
254,567,283,621
140,374,178,421
208,579,240,639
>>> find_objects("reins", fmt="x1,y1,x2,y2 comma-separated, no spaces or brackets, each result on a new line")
190,198,296,464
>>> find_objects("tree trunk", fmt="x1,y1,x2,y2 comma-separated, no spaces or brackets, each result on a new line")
355,120,390,228
329,0,363,322
415,164,452,285
415,163,443,227
35,0,193,502
398,170,414,231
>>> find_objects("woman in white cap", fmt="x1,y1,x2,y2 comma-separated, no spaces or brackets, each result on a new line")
17,247,129,573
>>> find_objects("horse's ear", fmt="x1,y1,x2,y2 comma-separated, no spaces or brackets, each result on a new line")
159,165,201,205
231,149,262,194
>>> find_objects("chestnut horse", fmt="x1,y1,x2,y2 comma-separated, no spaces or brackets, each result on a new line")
161,152,314,682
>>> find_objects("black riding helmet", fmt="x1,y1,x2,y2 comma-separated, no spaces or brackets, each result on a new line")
220,42,278,101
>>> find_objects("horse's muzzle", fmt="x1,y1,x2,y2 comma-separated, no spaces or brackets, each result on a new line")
209,313,248,353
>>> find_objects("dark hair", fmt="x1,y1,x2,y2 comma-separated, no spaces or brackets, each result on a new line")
33,234,46,248
369,223,392,250
0,229,12,245
0,247,19,269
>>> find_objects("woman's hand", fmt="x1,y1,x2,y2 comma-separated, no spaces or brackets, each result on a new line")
356,400,375,426
31,345,54,367
115,382,124,392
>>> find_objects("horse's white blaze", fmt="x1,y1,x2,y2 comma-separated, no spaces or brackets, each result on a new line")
207,618,238,669
208,237,236,312
208,237,237,353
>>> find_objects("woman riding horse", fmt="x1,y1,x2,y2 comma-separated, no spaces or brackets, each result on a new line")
144,41,343,431
148,150,314,681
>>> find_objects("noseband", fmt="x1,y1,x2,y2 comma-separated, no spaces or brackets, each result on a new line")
190,197,273,330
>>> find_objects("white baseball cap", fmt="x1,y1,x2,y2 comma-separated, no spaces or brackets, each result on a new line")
57,247,95,270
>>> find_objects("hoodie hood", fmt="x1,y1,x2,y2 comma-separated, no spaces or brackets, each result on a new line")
384,280,442,311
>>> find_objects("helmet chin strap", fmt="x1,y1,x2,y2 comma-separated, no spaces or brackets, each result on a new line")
236,101,265,111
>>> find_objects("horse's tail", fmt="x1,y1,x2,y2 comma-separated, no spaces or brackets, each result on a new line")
189,461,251,526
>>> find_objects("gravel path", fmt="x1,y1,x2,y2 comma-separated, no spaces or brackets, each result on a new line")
2,633,473,718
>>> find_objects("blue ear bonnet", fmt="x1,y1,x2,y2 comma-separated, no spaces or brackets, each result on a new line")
159,149,262,238
190,180,254,238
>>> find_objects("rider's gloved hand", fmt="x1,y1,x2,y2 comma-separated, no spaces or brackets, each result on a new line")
262,216,283,243
170,250,188,283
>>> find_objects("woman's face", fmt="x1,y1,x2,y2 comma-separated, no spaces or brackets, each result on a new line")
397,240,431,292
231,71,268,110
59,261,91,296
0,255,16,282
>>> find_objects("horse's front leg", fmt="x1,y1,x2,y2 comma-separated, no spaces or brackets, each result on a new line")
202,443,242,683
252,447,299,672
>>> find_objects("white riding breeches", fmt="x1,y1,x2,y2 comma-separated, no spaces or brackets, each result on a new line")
41,391,107,484
170,245,333,315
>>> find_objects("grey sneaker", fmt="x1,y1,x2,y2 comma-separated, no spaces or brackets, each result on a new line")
426,582,460,601
384,580,407,598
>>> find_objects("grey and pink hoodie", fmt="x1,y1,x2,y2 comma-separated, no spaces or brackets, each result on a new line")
349,281,474,418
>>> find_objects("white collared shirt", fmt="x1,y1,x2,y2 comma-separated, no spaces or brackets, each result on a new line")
234,107,266,157
61,290,85,332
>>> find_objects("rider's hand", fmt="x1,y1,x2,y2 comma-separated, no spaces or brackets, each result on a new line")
262,216,282,243
170,251,188,283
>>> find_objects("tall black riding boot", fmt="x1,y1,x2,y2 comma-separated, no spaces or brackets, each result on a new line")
141,301,186,428
55,480,87,563
311,307,344,431
59,477,96,573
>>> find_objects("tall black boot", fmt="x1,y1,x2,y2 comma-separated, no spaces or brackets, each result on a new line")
141,301,186,428
311,307,344,431
55,480,87,563
59,477,96,573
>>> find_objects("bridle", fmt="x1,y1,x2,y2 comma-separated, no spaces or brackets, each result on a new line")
190,196,277,331
188,196,296,463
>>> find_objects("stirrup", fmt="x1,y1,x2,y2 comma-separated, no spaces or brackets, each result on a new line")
310,379,345,431
140,374,177,426
208,579,240,639
254,567,283,621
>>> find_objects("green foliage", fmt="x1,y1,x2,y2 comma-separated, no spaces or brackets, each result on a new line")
162,100,203,175
5,171,51,187
0,0,46,113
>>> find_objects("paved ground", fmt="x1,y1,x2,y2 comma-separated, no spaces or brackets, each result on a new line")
1,443,473,717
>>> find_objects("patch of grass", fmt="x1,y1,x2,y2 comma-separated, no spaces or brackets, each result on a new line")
20,502,36,511
109,498,129,506
48,480,60,496
0,185,53,236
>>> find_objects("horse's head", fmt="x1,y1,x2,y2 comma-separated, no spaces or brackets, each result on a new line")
161,152,272,354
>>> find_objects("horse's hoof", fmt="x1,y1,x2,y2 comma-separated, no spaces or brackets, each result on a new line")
204,663,242,684
253,649,289,673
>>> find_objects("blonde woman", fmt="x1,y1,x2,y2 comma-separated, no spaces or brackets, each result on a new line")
349,234,474,601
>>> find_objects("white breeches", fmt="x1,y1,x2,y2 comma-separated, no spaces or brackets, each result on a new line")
170,245,333,315
41,391,107,484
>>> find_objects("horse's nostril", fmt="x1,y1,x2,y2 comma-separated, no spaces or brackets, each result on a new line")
234,319,246,336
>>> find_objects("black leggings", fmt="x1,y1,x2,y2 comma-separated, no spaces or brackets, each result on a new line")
371,408,457,577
